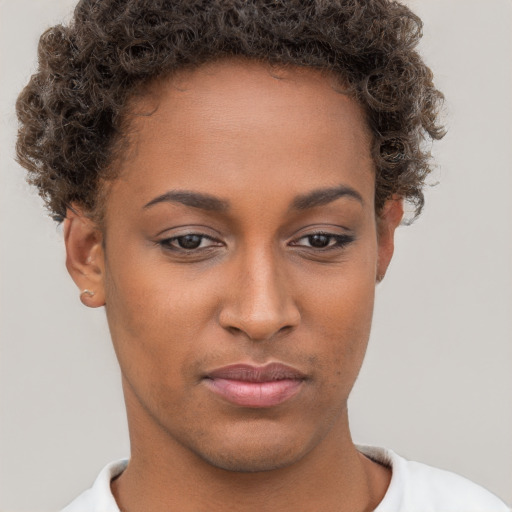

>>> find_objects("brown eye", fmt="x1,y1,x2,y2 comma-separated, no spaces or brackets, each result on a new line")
159,233,221,252
308,234,331,248
177,234,203,249
290,232,355,251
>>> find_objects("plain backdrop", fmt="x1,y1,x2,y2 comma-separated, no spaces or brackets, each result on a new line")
1,0,511,510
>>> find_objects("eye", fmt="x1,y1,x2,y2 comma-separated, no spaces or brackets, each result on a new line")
291,232,354,250
304,234,334,248
159,234,221,251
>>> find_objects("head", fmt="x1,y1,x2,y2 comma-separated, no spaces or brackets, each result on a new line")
16,0,444,473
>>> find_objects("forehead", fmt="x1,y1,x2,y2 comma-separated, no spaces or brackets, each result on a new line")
108,59,375,215
135,59,371,145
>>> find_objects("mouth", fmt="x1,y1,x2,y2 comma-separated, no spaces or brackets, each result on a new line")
203,363,306,408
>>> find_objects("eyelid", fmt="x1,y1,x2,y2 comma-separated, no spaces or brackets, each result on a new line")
287,224,353,240
154,224,222,238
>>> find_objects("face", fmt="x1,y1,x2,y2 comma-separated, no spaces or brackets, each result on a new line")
66,59,402,473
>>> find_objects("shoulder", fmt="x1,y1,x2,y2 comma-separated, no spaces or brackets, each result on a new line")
60,459,127,512
358,445,510,512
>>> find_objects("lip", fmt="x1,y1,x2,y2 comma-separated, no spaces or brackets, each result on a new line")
203,363,306,408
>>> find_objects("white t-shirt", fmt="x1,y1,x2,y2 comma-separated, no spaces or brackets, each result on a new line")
61,445,510,512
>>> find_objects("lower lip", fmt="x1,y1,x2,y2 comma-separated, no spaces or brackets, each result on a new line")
203,378,304,408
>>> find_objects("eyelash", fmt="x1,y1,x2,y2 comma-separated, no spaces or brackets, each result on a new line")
157,232,355,254
158,234,221,252
290,232,355,251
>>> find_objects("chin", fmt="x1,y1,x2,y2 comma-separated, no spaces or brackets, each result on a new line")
182,422,322,474
195,443,305,473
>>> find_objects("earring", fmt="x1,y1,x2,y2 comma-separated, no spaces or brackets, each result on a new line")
79,289,104,308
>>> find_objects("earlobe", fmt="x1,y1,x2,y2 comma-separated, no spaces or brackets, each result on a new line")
376,197,404,283
63,207,106,307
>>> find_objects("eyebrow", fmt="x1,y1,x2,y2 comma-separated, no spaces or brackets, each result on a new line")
143,190,230,212
290,185,363,210
143,184,363,212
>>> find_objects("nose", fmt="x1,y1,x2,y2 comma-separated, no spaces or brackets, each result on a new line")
218,247,301,341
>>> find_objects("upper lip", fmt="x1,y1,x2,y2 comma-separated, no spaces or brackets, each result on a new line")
205,363,307,382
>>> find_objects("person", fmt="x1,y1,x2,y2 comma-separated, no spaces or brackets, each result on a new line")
13,0,510,511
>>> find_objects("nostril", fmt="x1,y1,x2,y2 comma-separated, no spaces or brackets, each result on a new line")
227,326,243,337
222,320,296,343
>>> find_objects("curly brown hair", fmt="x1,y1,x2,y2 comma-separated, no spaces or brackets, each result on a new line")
16,0,445,223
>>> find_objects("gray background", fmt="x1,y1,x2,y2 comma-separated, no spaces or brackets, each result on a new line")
1,0,511,510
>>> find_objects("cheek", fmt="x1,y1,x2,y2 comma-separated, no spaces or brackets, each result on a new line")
315,281,375,375
103,247,220,383
299,251,377,389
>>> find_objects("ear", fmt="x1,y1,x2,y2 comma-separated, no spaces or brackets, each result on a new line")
376,197,404,283
63,207,106,307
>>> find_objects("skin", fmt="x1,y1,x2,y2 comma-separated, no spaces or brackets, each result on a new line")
64,59,403,512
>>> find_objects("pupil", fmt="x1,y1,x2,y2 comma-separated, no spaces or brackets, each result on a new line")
179,235,202,249
309,234,330,248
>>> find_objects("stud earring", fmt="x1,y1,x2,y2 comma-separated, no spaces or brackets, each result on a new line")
80,289,104,308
